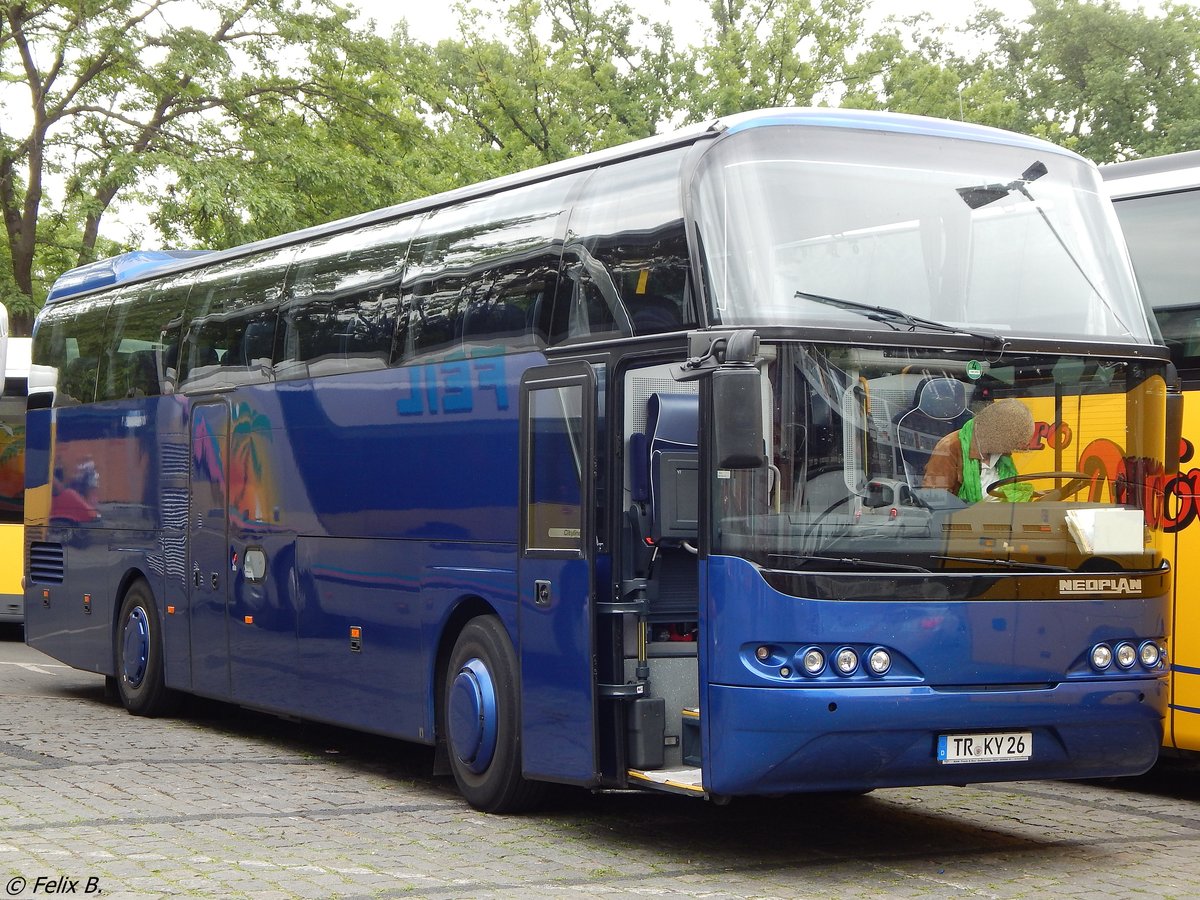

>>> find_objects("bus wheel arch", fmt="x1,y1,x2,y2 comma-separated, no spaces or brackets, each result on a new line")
439,608,544,813
112,576,179,718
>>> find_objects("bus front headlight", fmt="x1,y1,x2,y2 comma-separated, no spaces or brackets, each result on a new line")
834,647,859,676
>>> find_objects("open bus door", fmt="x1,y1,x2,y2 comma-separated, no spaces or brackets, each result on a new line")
517,361,598,783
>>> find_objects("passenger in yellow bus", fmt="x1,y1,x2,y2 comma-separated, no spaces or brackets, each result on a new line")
923,398,1035,502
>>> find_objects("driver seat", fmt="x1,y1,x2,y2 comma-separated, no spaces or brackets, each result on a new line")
894,377,971,488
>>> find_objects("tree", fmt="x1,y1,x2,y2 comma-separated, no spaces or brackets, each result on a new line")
147,24,430,248
0,0,406,332
404,0,686,180
841,15,1025,133
982,0,1200,161
685,0,866,120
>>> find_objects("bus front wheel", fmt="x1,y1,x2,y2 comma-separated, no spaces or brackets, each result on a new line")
114,580,178,717
444,616,543,813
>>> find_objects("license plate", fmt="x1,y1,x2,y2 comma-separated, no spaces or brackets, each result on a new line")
937,731,1032,764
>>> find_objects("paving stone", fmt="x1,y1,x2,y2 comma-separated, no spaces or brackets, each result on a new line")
3,645,1200,899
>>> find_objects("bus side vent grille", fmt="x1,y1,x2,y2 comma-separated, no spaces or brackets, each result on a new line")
29,542,65,584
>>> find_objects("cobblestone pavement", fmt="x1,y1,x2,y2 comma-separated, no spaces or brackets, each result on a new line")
2,626,1199,899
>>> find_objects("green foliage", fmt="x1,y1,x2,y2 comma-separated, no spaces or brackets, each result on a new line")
4,0,1200,334
983,0,1200,162
687,0,866,118
843,1,1200,162
401,0,685,177
841,16,1024,133
0,0,425,330
148,28,429,246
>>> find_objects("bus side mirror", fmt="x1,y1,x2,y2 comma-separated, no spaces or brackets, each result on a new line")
712,366,764,470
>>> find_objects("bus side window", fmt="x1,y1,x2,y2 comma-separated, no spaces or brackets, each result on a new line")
398,205,476,362
558,251,627,339
460,262,559,354
398,177,579,361
1153,305,1200,377
280,226,410,380
31,304,73,408
555,147,696,344
177,248,291,392
96,279,191,401
409,274,466,357
38,292,111,407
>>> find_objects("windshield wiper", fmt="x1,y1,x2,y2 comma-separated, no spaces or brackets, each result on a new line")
957,161,1133,338
956,161,1049,210
933,555,1072,573
768,553,932,574
794,290,1006,348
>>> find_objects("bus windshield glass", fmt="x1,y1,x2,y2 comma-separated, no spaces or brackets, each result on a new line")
692,125,1152,343
711,342,1167,598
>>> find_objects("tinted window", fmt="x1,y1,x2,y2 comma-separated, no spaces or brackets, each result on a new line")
279,218,415,379
397,176,578,361
178,248,293,392
96,277,192,400
526,383,584,552
1112,189,1200,375
32,292,113,406
556,148,696,342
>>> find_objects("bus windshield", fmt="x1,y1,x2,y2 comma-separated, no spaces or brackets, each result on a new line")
712,342,1166,597
692,125,1153,343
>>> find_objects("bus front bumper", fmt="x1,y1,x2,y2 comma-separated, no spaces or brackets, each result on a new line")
703,678,1165,796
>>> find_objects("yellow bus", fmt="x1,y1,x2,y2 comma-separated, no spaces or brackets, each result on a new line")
0,336,27,625
1104,151,1200,754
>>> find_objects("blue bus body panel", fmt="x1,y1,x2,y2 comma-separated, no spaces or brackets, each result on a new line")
25,352,538,748
519,554,595,779
704,680,1162,794
45,250,212,302
700,555,1167,794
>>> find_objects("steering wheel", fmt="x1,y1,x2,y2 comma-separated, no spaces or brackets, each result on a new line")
987,471,1092,502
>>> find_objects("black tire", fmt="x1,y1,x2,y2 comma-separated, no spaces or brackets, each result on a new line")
443,616,544,813
114,580,179,717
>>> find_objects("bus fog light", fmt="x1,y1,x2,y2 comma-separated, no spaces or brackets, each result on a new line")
1091,644,1112,670
867,648,891,676
755,645,771,662
834,647,859,675
801,648,825,676
1115,642,1137,669
1138,641,1162,668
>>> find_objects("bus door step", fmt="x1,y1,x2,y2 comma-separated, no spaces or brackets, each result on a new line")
681,706,700,766
626,766,704,797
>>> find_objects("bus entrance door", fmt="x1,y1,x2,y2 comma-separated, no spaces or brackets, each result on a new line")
518,362,598,784
188,401,232,699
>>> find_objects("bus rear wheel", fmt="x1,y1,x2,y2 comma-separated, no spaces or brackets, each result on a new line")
114,579,178,717
444,616,544,813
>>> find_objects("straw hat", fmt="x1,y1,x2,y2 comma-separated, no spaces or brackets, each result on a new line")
972,398,1034,455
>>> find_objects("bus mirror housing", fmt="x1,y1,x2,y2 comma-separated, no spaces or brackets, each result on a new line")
712,366,765,470
675,330,765,470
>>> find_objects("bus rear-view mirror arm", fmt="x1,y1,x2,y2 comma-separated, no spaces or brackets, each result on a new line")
673,329,766,470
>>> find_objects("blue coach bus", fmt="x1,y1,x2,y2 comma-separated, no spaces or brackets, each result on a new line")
25,108,1172,811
